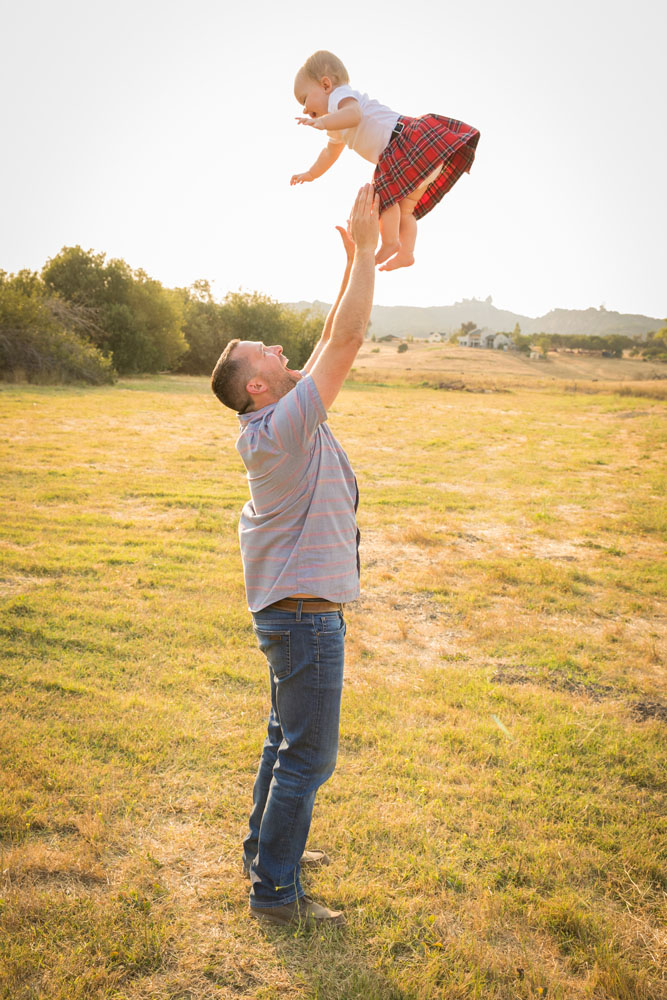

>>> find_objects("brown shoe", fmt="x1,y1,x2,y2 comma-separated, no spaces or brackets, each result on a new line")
243,849,330,879
250,894,345,926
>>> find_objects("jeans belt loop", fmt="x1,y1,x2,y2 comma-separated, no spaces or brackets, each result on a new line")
296,600,303,622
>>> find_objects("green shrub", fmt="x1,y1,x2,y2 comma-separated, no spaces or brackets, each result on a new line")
177,289,322,375
0,276,115,385
42,247,186,375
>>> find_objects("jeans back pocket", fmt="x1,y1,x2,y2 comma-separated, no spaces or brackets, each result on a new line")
253,627,291,679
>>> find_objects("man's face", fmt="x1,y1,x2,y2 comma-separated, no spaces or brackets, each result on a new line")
235,340,302,407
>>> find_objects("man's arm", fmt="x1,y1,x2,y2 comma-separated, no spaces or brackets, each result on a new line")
309,185,379,412
302,226,355,375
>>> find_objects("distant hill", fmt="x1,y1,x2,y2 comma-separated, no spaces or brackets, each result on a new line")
287,298,664,340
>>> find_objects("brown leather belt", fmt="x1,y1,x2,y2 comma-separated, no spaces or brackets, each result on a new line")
266,598,343,613
390,119,405,141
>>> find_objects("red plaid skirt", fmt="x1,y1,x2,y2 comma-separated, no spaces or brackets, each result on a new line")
373,114,480,220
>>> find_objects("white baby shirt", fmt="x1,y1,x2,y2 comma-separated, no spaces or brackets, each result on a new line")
326,85,400,165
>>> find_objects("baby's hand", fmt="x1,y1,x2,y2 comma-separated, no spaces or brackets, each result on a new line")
295,116,328,130
290,171,314,185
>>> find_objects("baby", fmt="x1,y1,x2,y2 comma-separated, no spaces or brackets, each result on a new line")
291,50,480,271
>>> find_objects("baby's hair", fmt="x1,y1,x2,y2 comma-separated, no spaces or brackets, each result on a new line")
299,50,350,86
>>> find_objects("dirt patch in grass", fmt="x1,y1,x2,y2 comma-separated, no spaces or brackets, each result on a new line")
631,700,667,723
490,665,619,701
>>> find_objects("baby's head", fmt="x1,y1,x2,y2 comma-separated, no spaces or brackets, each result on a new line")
294,50,349,117
296,51,349,90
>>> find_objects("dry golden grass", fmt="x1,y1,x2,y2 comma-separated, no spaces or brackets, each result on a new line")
0,368,665,999
352,342,667,397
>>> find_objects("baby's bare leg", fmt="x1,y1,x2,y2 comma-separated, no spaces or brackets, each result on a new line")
378,165,442,272
375,203,401,265
378,201,417,271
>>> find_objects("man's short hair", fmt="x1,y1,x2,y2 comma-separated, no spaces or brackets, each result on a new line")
300,50,350,87
211,340,253,413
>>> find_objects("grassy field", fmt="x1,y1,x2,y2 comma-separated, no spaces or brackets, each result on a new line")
1,352,666,999
351,342,667,397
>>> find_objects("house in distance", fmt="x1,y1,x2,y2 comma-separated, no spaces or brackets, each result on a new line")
458,329,513,350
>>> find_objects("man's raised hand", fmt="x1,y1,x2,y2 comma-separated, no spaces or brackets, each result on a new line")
335,224,355,265
349,184,380,253
308,186,377,411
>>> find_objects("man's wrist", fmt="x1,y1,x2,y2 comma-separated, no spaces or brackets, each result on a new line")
353,245,376,260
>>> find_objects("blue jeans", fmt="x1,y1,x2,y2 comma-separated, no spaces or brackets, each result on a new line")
243,607,346,908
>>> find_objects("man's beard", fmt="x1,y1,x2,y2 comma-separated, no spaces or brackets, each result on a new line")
269,368,300,400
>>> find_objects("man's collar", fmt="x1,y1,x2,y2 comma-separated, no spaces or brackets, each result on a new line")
238,408,266,424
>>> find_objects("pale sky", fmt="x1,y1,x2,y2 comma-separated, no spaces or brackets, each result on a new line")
1,0,665,319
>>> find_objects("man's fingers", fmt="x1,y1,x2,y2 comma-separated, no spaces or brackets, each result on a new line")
361,184,375,216
352,183,372,219
348,185,379,252
358,185,377,221
353,185,366,216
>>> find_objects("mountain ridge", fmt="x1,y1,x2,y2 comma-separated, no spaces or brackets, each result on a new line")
286,298,664,339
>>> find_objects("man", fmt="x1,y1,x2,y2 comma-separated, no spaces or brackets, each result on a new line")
211,185,379,926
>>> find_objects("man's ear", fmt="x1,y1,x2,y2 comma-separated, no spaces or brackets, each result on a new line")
246,377,266,398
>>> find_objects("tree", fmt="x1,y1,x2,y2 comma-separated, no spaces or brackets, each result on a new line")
534,333,551,357
0,271,115,384
639,324,667,360
278,305,323,370
176,284,230,375
511,333,532,354
177,290,323,375
42,247,186,374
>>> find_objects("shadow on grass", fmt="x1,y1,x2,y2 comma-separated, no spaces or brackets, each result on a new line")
260,922,417,1000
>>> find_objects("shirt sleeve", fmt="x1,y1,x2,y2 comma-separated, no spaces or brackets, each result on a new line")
268,375,327,453
328,85,358,111
327,86,361,144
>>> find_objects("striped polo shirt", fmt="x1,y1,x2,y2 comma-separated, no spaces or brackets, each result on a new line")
236,374,360,612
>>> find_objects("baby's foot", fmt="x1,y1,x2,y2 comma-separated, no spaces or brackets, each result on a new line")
379,249,415,271
375,241,400,266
